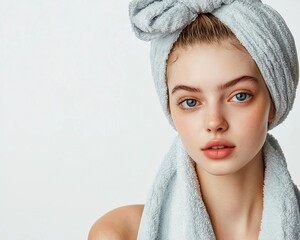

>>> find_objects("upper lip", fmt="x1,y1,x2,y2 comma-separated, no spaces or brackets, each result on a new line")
201,139,235,150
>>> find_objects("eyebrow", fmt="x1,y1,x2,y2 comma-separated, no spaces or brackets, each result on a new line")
171,76,258,95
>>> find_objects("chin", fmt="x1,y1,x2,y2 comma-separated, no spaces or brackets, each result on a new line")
205,169,239,177
198,161,247,177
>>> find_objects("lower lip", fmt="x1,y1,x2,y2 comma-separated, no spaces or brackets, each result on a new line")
202,147,235,160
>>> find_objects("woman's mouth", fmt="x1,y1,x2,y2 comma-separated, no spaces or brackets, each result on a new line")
201,140,235,159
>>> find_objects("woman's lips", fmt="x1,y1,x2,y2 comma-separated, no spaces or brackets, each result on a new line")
201,139,235,160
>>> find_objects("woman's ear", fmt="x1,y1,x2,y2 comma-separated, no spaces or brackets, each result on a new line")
268,100,276,123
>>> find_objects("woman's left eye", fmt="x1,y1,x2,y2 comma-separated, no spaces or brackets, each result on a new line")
231,92,252,102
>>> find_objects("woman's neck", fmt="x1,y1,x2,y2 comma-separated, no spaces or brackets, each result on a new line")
195,151,264,240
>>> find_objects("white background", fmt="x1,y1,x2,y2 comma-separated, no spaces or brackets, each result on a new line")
0,0,299,239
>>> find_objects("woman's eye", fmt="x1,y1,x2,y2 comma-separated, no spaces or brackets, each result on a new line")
180,99,199,108
231,92,252,102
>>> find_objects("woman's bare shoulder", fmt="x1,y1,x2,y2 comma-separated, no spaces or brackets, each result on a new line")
88,204,144,240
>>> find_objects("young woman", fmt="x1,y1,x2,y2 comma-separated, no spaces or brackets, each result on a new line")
89,0,300,239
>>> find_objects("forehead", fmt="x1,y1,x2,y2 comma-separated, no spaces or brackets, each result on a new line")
166,41,262,87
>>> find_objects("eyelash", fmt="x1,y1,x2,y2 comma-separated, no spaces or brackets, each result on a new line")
178,91,253,109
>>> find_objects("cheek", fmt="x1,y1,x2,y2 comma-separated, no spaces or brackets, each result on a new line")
230,101,270,149
173,112,198,137
237,102,269,130
171,110,202,148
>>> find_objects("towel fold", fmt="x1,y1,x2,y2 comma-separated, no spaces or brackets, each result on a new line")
137,134,300,239
129,0,235,41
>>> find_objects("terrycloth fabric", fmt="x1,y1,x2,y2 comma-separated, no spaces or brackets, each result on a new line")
137,134,300,239
129,0,299,129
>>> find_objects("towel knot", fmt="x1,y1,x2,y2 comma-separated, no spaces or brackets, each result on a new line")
129,0,235,41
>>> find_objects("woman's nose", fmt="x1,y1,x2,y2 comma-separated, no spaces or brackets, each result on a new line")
205,108,229,133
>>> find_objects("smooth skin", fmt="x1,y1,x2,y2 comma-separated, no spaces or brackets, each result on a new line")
88,40,275,240
88,204,144,240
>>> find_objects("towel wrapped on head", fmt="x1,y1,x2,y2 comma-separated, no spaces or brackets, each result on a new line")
129,0,299,129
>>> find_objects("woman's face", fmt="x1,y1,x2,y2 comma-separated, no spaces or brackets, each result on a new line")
167,41,274,176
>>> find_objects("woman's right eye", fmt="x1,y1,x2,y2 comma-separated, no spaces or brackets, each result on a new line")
180,99,199,109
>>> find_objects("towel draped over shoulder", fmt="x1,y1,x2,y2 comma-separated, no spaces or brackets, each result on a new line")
137,134,300,239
